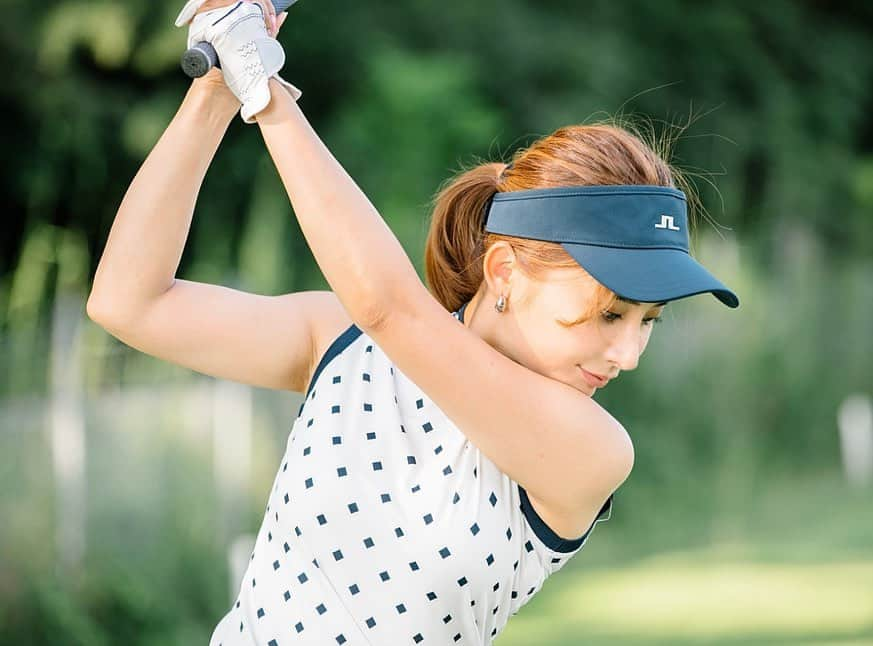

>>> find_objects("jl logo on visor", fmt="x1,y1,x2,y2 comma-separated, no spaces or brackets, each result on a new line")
655,214,681,231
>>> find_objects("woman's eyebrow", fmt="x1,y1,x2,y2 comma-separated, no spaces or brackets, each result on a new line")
616,296,668,307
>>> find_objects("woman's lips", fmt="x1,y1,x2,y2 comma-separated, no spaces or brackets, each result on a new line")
579,366,609,388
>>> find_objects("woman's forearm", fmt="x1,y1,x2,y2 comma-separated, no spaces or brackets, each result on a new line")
255,79,423,327
87,77,239,322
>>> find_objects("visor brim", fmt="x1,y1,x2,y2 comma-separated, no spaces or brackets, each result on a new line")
561,244,740,309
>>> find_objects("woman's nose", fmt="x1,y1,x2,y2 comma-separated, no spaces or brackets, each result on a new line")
603,326,641,372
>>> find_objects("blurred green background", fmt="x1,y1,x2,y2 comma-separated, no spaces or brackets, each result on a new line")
2,0,872,644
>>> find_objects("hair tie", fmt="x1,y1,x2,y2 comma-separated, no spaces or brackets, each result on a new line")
498,161,514,182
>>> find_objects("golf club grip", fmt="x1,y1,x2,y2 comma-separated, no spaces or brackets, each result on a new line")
180,0,298,78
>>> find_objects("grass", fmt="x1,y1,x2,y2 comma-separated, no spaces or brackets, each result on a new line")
497,472,873,645
498,556,873,645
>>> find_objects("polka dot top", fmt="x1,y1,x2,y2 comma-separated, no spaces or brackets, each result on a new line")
209,300,614,646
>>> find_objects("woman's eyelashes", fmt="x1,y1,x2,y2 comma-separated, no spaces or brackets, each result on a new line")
601,311,663,325
556,309,664,327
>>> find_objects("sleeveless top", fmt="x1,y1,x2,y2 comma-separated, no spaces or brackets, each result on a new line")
209,301,614,646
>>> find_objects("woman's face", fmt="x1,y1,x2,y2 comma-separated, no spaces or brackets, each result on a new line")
516,268,666,395
477,244,667,397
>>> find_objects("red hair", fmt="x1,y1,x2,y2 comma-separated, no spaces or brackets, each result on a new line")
424,120,698,322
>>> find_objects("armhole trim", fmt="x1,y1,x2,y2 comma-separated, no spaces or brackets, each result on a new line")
517,483,614,553
303,323,363,401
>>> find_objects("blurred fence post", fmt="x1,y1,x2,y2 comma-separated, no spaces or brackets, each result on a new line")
49,293,87,573
212,379,255,603
212,379,253,541
228,533,257,604
837,393,873,489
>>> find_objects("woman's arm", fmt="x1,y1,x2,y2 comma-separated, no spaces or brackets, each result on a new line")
254,79,422,328
87,72,239,321
254,81,632,524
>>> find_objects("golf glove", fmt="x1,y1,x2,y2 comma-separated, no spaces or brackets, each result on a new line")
176,0,302,123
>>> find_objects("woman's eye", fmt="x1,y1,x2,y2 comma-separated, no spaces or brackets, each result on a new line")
601,311,663,325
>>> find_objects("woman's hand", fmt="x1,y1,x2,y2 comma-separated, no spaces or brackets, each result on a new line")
189,0,287,38
190,67,239,110
183,0,293,116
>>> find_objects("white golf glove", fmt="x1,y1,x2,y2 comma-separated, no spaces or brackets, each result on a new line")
175,0,302,123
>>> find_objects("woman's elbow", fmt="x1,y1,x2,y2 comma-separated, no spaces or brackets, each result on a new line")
612,424,635,484
86,292,111,325
86,292,134,332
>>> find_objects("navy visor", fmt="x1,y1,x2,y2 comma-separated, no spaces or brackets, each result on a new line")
484,185,739,308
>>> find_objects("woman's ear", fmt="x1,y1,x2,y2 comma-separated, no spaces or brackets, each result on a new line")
482,242,518,299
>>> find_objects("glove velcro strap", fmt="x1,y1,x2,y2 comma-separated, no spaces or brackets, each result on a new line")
237,37,283,122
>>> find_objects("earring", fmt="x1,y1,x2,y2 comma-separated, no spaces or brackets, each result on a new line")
495,294,506,313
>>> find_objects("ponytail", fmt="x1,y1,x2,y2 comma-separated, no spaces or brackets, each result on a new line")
424,162,507,313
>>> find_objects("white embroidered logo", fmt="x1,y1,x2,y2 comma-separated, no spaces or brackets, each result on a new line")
655,214,680,231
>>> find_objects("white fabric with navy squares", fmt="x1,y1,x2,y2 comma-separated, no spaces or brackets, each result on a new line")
209,301,613,645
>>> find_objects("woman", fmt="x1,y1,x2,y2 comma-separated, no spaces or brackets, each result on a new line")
87,1,739,644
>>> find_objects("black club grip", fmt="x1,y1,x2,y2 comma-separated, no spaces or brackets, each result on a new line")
180,0,298,78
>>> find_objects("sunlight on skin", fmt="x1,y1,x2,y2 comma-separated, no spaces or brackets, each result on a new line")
501,557,873,642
